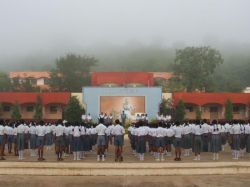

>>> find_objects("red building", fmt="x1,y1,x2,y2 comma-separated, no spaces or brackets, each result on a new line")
173,93,250,121
0,92,71,122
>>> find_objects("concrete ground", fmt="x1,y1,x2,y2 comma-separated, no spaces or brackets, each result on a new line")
0,175,249,187
1,136,250,163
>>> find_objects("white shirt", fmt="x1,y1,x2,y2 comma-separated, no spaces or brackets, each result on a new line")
165,128,175,137
17,124,26,134
6,126,13,135
135,127,147,136
156,115,161,120
81,115,87,120
174,126,183,138
12,128,17,135
99,114,104,119
245,125,250,134
54,124,65,136
202,123,210,133
95,123,107,135
80,127,86,135
36,126,47,136
231,124,241,134
210,125,220,135
220,126,226,133
192,125,203,135
46,126,53,133
24,125,29,133
87,115,92,121
0,125,6,135
112,124,125,135
155,127,166,137
64,127,70,136
29,126,37,134
73,126,81,137
182,125,192,135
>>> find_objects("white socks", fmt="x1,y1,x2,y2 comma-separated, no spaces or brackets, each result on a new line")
77,152,81,161
97,155,100,161
197,155,200,161
102,155,105,161
19,150,25,160
193,156,197,161
213,153,219,160
161,153,164,161
73,152,76,160
222,146,225,151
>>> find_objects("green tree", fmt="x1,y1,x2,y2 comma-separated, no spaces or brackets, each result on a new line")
175,99,186,123
0,71,11,92
65,96,85,122
225,98,233,120
49,53,98,92
195,106,202,120
171,46,223,92
11,100,21,120
160,98,168,114
33,94,43,121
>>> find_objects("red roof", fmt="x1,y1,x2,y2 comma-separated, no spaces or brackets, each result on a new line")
91,72,154,86
10,72,50,79
0,92,71,105
173,93,250,106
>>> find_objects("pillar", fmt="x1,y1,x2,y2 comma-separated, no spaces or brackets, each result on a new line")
222,105,225,119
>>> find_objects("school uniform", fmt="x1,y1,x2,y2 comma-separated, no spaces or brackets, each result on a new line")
240,124,245,150
104,116,108,125
225,123,231,142
130,127,137,150
136,117,141,122
95,123,107,146
231,124,241,151
112,124,125,146
108,124,114,139
87,115,92,123
182,125,192,149
12,127,17,144
64,127,70,146
166,115,172,122
202,123,210,152
220,126,227,145
73,126,81,152
46,125,53,146
155,127,166,147
80,126,86,152
173,126,183,148
165,128,174,145
54,124,65,147
108,116,113,124
245,125,250,153
135,127,147,153
17,124,26,151
24,125,30,149
81,115,87,123
0,125,6,146
5,126,13,143
192,125,203,152
36,125,47,146
29,126,37,149
210,125,222,152
156,115,161,123
85,128,91,151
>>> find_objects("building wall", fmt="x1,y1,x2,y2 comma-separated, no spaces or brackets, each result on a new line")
44,104,64,120
0,103,13,119
162,93,172,100
71,93,85,108
20,103,36,119
37,78,44,85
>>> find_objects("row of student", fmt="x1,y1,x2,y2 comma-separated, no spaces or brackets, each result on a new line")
128,119,250,161
0,119,125,162
156,112,172,122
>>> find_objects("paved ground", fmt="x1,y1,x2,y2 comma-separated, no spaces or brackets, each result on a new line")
1,136,250,163
0,175,249,187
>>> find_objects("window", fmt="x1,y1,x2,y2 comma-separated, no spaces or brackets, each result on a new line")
186,107,193,112
201,107,205,112
44,78,50,85
30,78,37,85
4,106,10,112
50,106,57,114
233,107,240,114
210,107,218,112
27,106,34,112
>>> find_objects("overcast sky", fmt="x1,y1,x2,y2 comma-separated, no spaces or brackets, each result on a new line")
0,0,250,57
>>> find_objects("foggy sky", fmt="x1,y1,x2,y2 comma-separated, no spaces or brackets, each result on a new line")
0,0,250,59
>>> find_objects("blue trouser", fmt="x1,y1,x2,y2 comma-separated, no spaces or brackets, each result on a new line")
203,133,209,152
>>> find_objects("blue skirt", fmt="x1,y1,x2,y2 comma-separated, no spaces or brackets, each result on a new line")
30,134,37,149
0,135,5,146
182,134,192,149
232,134,240,151
246,135,250,153
17,134,25,151
210,134,222,152
136,136,146,153
13,135,17,144
193,136,202,153
240,133,245,149
85,136,91,151
46,133,53,146
73,137,81,152
220,133,226,145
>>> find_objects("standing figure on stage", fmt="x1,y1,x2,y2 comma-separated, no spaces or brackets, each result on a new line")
104,113,108,125
108,113,113,125
121,111,126,127
156,112,161,123
99,112,104,123
81,113,87,123
87,113,92,123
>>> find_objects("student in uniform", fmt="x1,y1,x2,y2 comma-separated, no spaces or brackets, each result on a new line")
239,120,246,157
104,113,108,126
165,123,174,157
156,112,161,123
17,120,26,160
155,122,166,161
29,122,37,157
245,120,250,159
64,122,70,157
73,122,81,161
112,119,125,162
173,121,183,161
202,119,210,152
87,113,92,123
220,121,227,151
231,119,241,160
182,121,192,157
81,113,87,123
145,114,149,123
54,120,65,161
12,122,18,156
135,121,147,161
192,119,203,161
36,121,47,161
0,120,7,160
210,120,222,160
95,118,107,161
108,122,114,145
136,114,141,122
99,112,104,123
6,123,13,154
46,122,53,150
80,122,86,159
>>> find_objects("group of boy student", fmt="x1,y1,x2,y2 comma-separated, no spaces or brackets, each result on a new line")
156,112,172,122
136,114,149,122
128,118,250,162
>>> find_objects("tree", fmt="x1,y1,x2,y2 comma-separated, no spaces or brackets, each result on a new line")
33,94,43,121
65,96,85,122
175,99,186,123
171,46,223,92
49,53,98,92
225,98,233,121
11,100,21,120
0,71,11,92
196,106,202,120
